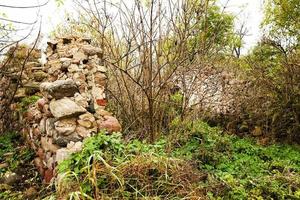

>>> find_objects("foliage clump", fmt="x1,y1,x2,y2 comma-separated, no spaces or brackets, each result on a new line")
57,132,206,199
55,120,300,199
171,120,300,199
17,95,40,113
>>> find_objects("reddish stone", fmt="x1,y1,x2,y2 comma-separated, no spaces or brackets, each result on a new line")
36,98,47,111
97,116,121,133
44,169,54,183
96,99,107,106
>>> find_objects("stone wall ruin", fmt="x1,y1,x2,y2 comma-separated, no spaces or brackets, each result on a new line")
21,37,121,183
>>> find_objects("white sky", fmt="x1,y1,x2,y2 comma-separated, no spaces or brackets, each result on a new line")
0,0,264,54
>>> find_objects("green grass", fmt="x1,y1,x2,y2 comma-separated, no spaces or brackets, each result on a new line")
17,95,40,113
0,132,34,173
172,120,300,199
51,121,300,199
0,132,36,200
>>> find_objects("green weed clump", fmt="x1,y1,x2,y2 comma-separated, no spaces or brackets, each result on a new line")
55,121,300,200
17,95,40,113
0,132,36,199
171,120,300,199
56,132,206,199
0,132,34,174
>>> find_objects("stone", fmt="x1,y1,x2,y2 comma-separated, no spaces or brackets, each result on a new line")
95,109,112,117
73,51,87,62
57,74,68,80
53,132,81,147
56,142,83,164
60,57,72,62
73,72,86,85
26,61,42,68
97,116,121,133
60,58,72,69
41,137,59,153
47,60,62,74
77,120,92,128
77,113,96,129
36,98,47,111
91,86,105,109
82,45,102,56
57,49,73,58
96,65,107,73
26,106,42,122
55,148,71,164
79,112,95,121
67,141,83,152
46,118,57,137
94,72,107,86
14,88,26,99
49,98,86,119
75,126,92,138
47,53,60,60
40,80,78,99
68,64,80,72
74,93,89,108
33,71,48,82
54,118,77,135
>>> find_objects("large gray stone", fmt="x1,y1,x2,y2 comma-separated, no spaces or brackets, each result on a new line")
40,80,78,99
49,98,86,119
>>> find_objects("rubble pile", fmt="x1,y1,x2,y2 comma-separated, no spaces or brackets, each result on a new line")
22,37,121,183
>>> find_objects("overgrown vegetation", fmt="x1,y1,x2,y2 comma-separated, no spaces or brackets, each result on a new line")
17,95,40,113
0,0,299,199
52,120,300,199
0,132,41,200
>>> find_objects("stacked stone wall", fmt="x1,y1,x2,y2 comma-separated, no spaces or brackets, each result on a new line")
22,37,121,183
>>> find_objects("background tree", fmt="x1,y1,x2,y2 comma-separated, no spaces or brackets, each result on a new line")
52,0,240,141
231,0,300,143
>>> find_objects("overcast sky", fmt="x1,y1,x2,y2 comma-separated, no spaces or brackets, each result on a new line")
1,0,264,54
